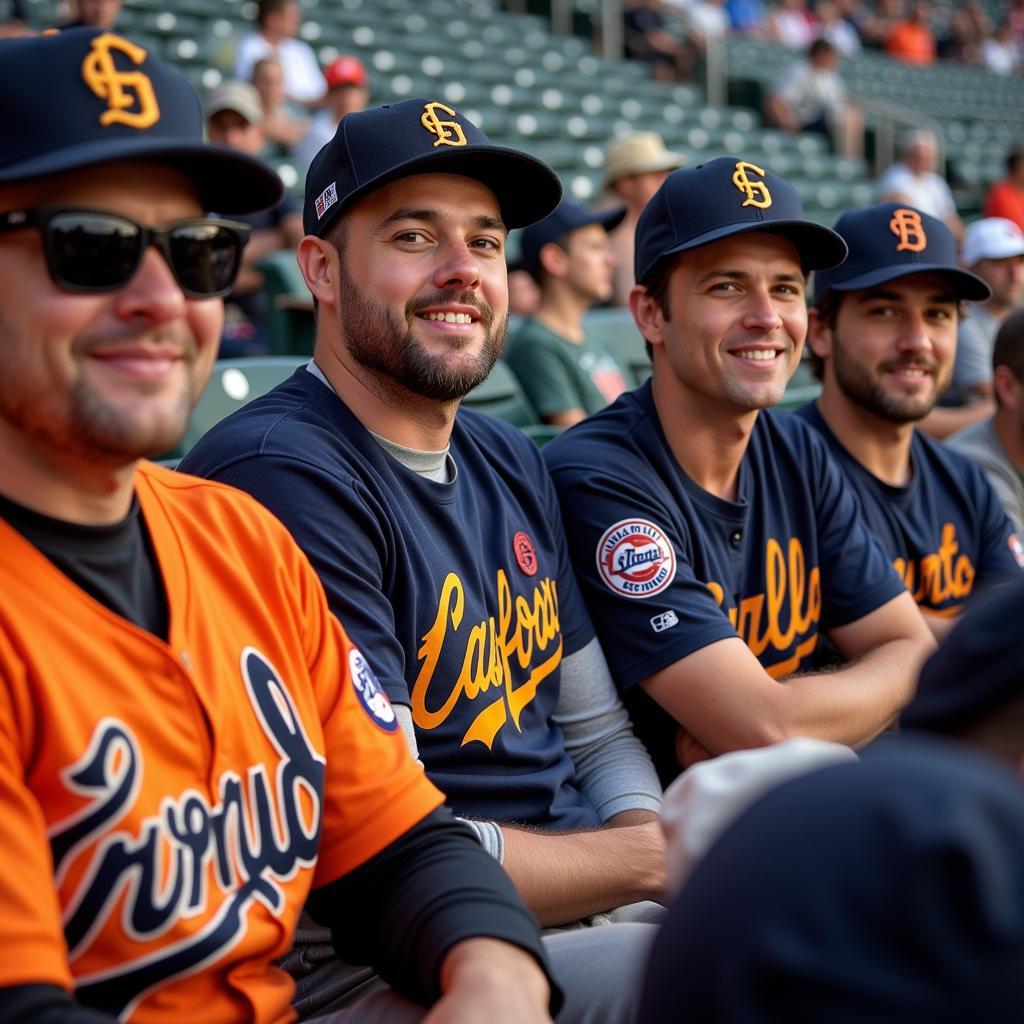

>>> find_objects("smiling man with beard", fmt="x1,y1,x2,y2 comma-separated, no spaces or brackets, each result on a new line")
799,202,1024,641
181,98,666,1024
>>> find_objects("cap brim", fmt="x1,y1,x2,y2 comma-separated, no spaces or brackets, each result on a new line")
824,263,992,302
595,205,627,233
317,145,563,230
651,218,848,278
0,135,283,215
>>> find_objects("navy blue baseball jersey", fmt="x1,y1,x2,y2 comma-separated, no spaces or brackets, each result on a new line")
544,382,905,778
795,402,1024,614
180,367,600,828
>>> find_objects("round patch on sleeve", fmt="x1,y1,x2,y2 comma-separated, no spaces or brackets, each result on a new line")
1010,533,1024,570
349,648,398,732
596,518,677,599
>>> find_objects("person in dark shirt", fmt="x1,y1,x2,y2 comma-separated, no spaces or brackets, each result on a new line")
801,202,1024,641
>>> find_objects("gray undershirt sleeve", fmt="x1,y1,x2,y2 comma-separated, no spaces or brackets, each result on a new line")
554,638,663,821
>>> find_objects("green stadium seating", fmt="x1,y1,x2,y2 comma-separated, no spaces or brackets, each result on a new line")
582,308,651,389
258,251,315,357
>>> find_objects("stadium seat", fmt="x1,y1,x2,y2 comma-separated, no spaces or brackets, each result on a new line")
259,251,315,357
463,359,541,428
164,356,307,462
582,308,651,389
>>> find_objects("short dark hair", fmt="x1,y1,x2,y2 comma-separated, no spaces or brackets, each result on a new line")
1007,146,1024,176
808,289,842,380
808,38,837,60
993,307,1024,381
636,256,678,360
258,0,294,27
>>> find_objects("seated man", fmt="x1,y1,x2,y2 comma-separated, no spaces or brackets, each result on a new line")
545,158,935,783
0,31,556,1024
506,197,630,427
948,308,1024,532
799,203,1024,640
181,100,665,1021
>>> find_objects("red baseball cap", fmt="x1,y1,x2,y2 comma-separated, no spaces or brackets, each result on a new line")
324,55,367,89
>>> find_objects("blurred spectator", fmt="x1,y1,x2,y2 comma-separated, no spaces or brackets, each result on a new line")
885,0,936,66
762,38,863,158
937,7,982,64
205,81,303,356
623,0,694,81
1010,0,1024,47
981,19,1022,76
602,131,685,306
507,266,541,319
61,0,121,29
251,57,309,153
878,129,962,239
984,147,1024,232
725,0,765,35
0,0,29,37
948,218,1024,409
816,0,860,56
234,0,324,106
639,741,1024,1022
765,0,818,50
901,581,1024,764
948,310,1024,533
685,0,730,52
507,199,629,427
295,55,369,171
857,0,904,50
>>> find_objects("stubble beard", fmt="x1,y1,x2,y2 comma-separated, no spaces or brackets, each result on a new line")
337,262,507,403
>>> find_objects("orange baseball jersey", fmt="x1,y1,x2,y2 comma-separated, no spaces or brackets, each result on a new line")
0,463,443,1023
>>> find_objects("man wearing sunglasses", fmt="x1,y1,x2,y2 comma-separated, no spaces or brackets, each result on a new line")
181,99,665,1021
0,29,560,1024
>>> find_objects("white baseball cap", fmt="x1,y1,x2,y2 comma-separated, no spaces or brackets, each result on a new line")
962,217,1024,267
660,737,858,895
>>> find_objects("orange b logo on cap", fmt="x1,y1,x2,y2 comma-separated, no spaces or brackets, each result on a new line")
81,33,160,129
889,208,927,253
420,101,467,147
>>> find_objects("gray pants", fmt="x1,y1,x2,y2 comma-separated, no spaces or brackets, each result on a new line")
292,903,662,1024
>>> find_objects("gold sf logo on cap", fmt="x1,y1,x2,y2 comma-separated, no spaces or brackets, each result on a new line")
889,207,927,253
732,160,772,209
81,33,160,129
421,101,467,148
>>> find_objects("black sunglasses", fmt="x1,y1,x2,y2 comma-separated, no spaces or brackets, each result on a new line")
0,206,251,299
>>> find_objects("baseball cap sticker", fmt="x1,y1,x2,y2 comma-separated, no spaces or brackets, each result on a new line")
732,161,771,209
82,33,159,130
421,101,467,148
348,648,398,732
890,208,926,253
596,518,677,599
315,182,338,220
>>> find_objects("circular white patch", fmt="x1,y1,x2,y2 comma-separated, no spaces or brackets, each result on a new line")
596,518,677,600
348,648,397,732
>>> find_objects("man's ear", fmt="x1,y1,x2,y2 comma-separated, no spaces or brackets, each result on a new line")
993,364,1021,411
296,236,339,308
806,306,833,362
630,285,665,351
538,241,569,279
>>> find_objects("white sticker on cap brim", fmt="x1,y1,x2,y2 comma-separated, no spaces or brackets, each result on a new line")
596,518,677,599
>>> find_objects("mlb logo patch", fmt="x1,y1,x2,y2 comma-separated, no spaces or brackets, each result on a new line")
650,610,678,633
315,181,338,220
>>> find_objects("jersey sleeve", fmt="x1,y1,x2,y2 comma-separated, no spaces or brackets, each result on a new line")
809,432,909,629
278,525,444,889
506,336,582,417
209,455,414,707
0,632,74,991
547,461,737,691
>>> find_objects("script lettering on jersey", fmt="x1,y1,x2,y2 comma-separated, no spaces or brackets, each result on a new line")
705,537,822,678
47,648,325,1019
412,570,562,748
892,521,974,611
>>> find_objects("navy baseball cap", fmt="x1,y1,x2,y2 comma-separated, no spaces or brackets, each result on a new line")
518,197,626,275
634,156,847,285
0,29,282,214
303,98,562,236
901,578,1024,735
814,202,991,301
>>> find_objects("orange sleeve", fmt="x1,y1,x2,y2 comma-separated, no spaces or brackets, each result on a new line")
0,631,74,991
283,536,444,889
